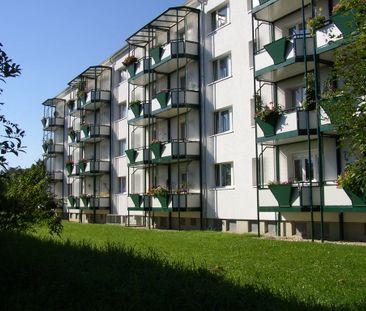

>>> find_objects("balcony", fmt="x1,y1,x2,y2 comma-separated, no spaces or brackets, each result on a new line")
128,101,154,126
128,193,200,212
150,140,200,163
255,35,313,82
126,147,150,166
256,109,318,144
150,40,199,74
79,196,110,210
68,130,81,146
66,163,80,177
43,143,64,156
82,90,111,110
128,57,151,86
42,117,64,131
67,99,83,117
151,89,199,118
80,125,110,143
252,0,311,23
78,160,109,176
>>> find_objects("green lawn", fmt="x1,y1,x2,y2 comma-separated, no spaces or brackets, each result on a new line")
1,222,366,310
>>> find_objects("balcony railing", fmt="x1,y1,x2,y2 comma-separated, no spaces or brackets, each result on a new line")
82,90,111,110
128,101,152,126
42,117,64,131
78,160,109,175
150,40,199,73
126,147,150,166
128,57,151,86
80,125,110,142
150,140,200,163
151,89,199,118
44,143,64,155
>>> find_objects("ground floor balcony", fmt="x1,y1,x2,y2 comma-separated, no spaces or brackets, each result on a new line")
128,57,151,86
150,40,198,74
78,160,109,176
255,35,313,82
67,196,110,210
42,117,64,131
252,0,311,23
128,193,200,212
82,90,110,110
151,89,199,118
128,101,154,126
258,183,366,212
150,140,200,164
80,125,110,143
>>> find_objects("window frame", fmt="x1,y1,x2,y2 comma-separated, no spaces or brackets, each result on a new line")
292,153,319,182
211,3,229,32
118,138,127,157
214,107,233,135
212,54,231,82
118,176,127,194
118,101,127,120
215,162,233,188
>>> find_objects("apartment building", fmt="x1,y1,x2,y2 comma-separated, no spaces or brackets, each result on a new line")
42,0,366,241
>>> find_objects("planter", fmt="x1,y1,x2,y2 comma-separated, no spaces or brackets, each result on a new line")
264,37,290,65
68,196,76,208
66,163,74,175
155,91,169,108
42,143,49,153
344,188,366,207
130,194,142,208
80,196,90,207
157,194,170,208
41,118,47,127
150,46,162,63
268,184,295,207
127,63,136,76
125,149,137,164
331,10,357,37
68,131,76,142
255,113,280,136
78,161,87,173
81,125,90,136
150,142,162,159
129,102,141,118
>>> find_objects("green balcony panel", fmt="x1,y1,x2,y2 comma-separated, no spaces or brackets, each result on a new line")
127,63,136,76
269,184,296,207
259,0,270,4
66,164,74,175
68,196,76,208
150,46,162,63
78,162,87,173
129,102,142,118
125,149,137,164
331,10,357,37
81,196,90,207
344,188,366,207
130,194,142,208
150,142,162,159
264,37,289,65
155,92,169,108
42,143,49,153
81,125,90,136
255,113,279,137
157,194,170,208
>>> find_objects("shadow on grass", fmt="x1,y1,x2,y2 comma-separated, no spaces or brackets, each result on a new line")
0,232,351,310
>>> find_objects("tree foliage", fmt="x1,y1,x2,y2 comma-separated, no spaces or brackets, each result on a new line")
322,0,366,194
0,160,62,235
0,42,25,171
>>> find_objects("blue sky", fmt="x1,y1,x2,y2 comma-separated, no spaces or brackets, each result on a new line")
1,0,183,168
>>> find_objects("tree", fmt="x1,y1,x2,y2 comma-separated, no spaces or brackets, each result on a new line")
0,42,25,171
0,160,62,235
322,0,366,195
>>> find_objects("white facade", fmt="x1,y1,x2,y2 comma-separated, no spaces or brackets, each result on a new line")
42,0,366,241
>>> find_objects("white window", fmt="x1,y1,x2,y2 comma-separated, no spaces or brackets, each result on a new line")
118,139,126,157
211,4,229,31
291,86,306,108
215,163,233,187
117,69,128,84
118,101,127,119
213,54,231,82
118,177,126,194
293,154,319,182
214,108,232,134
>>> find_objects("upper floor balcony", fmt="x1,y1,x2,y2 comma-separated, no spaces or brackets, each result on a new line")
80,124,110,143
150,40,199,74
127,57,152,86
252,0,311,23
82,90,111,110
255,34,313,82
150,140,200,164
151,89,199,118
43,142,64,156
128,101,153,126
42,117,64,131
67,99,83,117
78,160,110,176
126,147,150,167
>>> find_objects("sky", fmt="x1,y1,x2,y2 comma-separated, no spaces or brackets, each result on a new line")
1,0,184,168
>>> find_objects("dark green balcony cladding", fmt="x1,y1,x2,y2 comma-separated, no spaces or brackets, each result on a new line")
66,163,74,175
264,37,290,65
129,194,142,208
127,63,136,77
42,143,49,153
157,194,170,209
81,125,89,136
150,142,163,159
129,101,142,118
68,196,77,208
319,96,344,122
125,149,137,164
150,46,162,63
331,10,357,37
80,196,91,208
255,113,280,137
78,161,87,173
344,188,366,207
268,184,297,207
259,0,270,4
155,91,169,108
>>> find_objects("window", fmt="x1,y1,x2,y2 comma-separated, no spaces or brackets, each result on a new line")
293,154,319,181
180,122,187,140
213,55,231,81
246,0,252,11
248,40,254,68
291,86,306,108
214,108,232,134
215,163,233,187
116,69,128,84
118,139,126,157
118,101,127,119
289,23,308,37
211,4,229,31
118,177,126,194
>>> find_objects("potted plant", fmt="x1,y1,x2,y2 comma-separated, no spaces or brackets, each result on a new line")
150,139,163,159
129,99,142,118
268,180,296,207
122,55,138,76
307,14,326,36
255,100,282,137
65,160,74,175
152,185,170,208
78,158,88,173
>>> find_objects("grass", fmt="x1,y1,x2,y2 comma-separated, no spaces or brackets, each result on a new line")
1,222,366,310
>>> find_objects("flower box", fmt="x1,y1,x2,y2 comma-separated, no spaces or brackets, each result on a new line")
344,188,366,207
150,141,162,159
125,149,137,164
264,37,290,65
129,194,142,208
268,184,295,207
